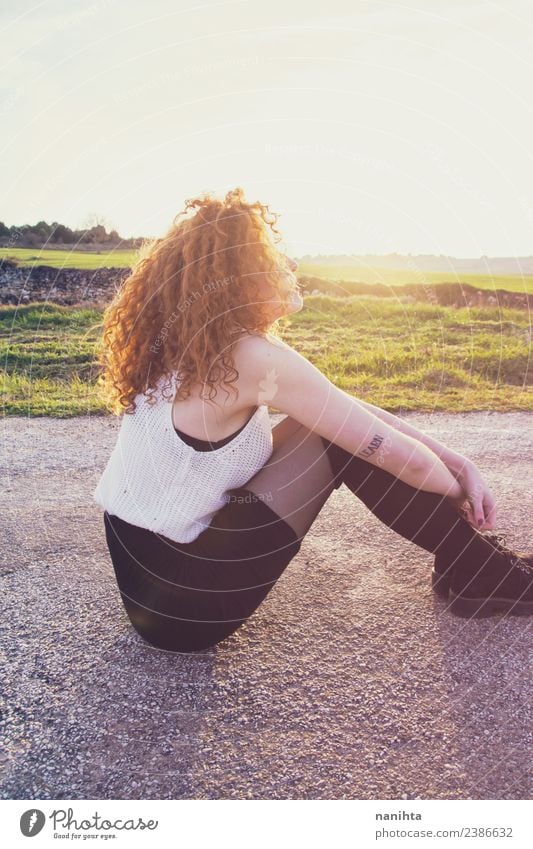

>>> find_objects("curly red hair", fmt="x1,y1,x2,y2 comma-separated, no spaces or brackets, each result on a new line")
94,187,292,415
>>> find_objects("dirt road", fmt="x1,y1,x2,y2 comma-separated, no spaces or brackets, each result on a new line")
1,411,531,799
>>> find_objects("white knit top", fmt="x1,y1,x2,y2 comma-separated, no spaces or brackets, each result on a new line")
92,372,273,543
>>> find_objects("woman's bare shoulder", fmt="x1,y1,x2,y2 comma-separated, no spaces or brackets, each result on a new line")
232,331,294,369
230,332,298,403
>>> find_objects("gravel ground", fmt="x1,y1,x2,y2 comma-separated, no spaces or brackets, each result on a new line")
1,411,532,800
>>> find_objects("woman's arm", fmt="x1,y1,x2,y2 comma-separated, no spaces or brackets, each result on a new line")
237,334,463,500
350,396,470,474
353,396,498,528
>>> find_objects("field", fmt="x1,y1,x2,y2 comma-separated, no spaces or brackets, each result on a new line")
0,247,139,269
1,296,531,416
299,263,533,295
2,247,533,295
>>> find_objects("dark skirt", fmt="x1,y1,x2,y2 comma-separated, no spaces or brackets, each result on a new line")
103,487,302,653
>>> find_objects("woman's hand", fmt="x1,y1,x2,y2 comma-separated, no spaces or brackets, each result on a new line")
445,456,498,531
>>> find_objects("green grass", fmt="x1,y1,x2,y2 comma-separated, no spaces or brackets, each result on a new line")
0,247,140,269
1,296,531,416
0,303,104,415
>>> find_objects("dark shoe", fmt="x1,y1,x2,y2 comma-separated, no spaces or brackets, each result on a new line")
431,534,480,598
431,531,533,601
446,532,533,618
431,550,455,598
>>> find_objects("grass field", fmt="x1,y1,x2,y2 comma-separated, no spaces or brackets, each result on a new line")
1,296,531,416
0,247,140,269
2,247,533,295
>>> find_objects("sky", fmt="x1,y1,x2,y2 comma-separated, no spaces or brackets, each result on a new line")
1,0,533,257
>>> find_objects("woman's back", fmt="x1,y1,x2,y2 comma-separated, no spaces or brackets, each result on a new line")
92,363,274,543
170,330,264,445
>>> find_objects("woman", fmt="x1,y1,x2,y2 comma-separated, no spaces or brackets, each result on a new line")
93,187,533,654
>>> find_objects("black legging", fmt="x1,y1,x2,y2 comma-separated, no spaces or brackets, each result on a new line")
103,419,493,653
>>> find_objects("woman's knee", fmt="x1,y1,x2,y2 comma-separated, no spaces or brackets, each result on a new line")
270,414,307,449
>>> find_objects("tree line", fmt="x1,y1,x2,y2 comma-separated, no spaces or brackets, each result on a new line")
0,219,142,249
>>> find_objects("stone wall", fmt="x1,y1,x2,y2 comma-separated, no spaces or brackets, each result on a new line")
1,262,532,310
298,275,533,310
0,263,130,305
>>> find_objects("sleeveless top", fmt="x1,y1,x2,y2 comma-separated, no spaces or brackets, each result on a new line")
92,371,273,543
